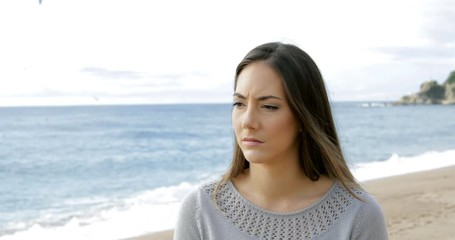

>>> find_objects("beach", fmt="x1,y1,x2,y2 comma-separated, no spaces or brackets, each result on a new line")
366,166,455,239
126,166,455,240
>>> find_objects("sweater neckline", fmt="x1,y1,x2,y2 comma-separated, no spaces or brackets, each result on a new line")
225,179,339,217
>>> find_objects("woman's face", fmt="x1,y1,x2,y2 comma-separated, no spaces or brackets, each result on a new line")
232,61,300,166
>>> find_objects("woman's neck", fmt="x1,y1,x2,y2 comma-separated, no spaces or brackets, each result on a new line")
233,160,333,212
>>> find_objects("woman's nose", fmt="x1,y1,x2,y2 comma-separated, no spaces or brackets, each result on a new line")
241,107,258,129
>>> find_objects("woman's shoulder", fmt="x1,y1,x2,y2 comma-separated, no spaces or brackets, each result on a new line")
318,181,386,224
348,184,384,213
345,185,389,239
180,178,226,204
333,182,384,214
200,179,221,194
177,180,219,220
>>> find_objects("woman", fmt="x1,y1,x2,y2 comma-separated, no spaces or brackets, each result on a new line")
174,42,388,239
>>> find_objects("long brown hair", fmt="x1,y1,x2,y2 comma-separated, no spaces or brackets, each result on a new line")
215,42,359,199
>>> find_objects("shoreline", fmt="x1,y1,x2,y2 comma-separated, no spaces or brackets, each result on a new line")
125,165,455,240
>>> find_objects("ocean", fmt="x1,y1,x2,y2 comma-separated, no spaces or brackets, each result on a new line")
0,102,454,240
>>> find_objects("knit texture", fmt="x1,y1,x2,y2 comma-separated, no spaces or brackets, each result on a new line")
174,180,388,240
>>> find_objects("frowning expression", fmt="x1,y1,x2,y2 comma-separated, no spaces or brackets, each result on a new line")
232,61,300,165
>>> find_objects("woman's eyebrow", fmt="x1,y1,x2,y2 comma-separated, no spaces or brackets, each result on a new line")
257,95,283,101
233,93,283,101
233,93,246,99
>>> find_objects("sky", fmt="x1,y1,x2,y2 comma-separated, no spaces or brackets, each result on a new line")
0,0,454,106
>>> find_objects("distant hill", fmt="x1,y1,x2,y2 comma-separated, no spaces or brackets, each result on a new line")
396,70,455,105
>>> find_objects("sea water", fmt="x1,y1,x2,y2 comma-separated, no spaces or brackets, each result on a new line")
0,102,454,239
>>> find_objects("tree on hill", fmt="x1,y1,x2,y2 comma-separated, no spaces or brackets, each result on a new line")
446,70,455,84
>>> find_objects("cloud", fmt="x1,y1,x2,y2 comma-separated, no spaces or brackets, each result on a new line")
81,67,143,80
2,0,453,106
374,46,455,61
372,0,455,62
79,67,213,87
422,0,455,46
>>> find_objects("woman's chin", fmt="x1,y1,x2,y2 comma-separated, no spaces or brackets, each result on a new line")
243,155,267,164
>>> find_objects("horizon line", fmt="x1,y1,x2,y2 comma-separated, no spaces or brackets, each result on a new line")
0,100,396,108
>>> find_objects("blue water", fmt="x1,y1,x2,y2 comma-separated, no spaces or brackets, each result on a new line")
0,102,454,239
334,103,455,163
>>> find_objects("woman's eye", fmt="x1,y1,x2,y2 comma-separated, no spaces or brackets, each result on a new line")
232,102,244,108
263,105,278,110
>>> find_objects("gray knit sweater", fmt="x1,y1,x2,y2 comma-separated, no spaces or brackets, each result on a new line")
174,180,388,240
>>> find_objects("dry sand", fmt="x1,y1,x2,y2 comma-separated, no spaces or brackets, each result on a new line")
363,166,455,240
126,166,455,240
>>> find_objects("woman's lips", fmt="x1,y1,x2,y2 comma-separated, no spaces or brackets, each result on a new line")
241,137,264,146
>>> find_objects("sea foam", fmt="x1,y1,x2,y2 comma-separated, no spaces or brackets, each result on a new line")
353,149,455,181
0,182,199,240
